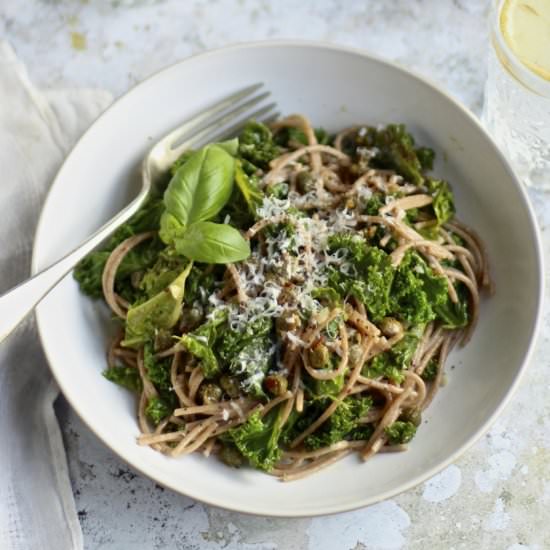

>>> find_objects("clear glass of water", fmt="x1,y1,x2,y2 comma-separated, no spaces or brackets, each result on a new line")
482,0,550,189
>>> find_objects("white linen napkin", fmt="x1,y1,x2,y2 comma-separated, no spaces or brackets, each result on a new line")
0,41,112,550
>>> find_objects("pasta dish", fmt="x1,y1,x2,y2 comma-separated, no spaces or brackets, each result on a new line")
75,115,491,481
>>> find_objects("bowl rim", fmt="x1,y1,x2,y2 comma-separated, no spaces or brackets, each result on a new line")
32,39,545,517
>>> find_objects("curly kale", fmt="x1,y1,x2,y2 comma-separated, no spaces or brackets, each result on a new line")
103,366,142,393
145,396,172,425
304,396,373,450
389,251,448,325
311,373,346,399
311,287,341,307
385,421,417,445
347,424,375,441
415,147,435,171
434,283,470,329
361,124,426,186
273,126,330,147
143,343,172,390
184,265,218,306
238,121,280,169
73,197,164,299
426,178,455,225
421,359,439,381
363,333,419,384
327,234,394,321
223,407,283,471
218,317,275,397
180,313,227,379
363,194,384,215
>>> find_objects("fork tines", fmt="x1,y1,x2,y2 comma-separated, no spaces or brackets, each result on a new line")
168,83,279,155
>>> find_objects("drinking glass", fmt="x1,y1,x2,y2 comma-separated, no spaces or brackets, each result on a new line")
482,0,550,189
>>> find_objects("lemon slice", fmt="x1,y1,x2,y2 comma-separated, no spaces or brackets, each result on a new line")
500,0,550,81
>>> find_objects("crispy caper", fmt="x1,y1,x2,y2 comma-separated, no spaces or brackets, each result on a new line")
219,444,244,468
264,374,289,396
380,317,403,338
220,375,241,399
307,343,330,369
401,409,422,427
199,383,222,405
296,171,315,193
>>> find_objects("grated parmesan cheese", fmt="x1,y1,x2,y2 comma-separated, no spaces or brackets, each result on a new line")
204,192,361,332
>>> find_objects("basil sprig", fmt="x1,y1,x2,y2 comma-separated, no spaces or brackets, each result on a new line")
159,139,250,263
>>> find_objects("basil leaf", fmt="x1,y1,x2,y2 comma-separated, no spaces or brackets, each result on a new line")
158,211,186,247
175,221,250,264
163,142,236,229
122,262,193,348
216,138,239,156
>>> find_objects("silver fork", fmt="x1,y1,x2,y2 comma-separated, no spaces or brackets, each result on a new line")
0,83,277,343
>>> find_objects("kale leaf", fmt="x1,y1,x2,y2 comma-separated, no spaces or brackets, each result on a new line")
327,234,394,321
224,407,283,471
273,126,330,147
311,287,341,307
218,317,275,397
426,178,455,225
389,251,448,325
385,420,417,444
145,396,172,425
434,283,470,328
179,312,227,379
363,333,419,384
103,366,142,393
347,424,375,441
363,194,384,215
73,198,164,298
304,396,372,450
362,124,425,186
238,121,280,169
415,147,435,171
184,265,217,306
421,358,439,381
73,250,110,299
308,372,346,399
143,343,172,390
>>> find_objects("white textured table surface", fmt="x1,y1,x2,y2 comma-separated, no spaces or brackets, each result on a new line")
3,1,550,549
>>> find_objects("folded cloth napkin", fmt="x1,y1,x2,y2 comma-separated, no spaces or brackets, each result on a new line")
0,42,112,550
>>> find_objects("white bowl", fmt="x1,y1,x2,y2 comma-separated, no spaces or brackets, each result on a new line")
32,42,543,517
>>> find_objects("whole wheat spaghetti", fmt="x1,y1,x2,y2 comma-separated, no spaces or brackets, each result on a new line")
75,116,491,480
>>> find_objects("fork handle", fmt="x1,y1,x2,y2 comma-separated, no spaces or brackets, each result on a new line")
0,188,149,344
